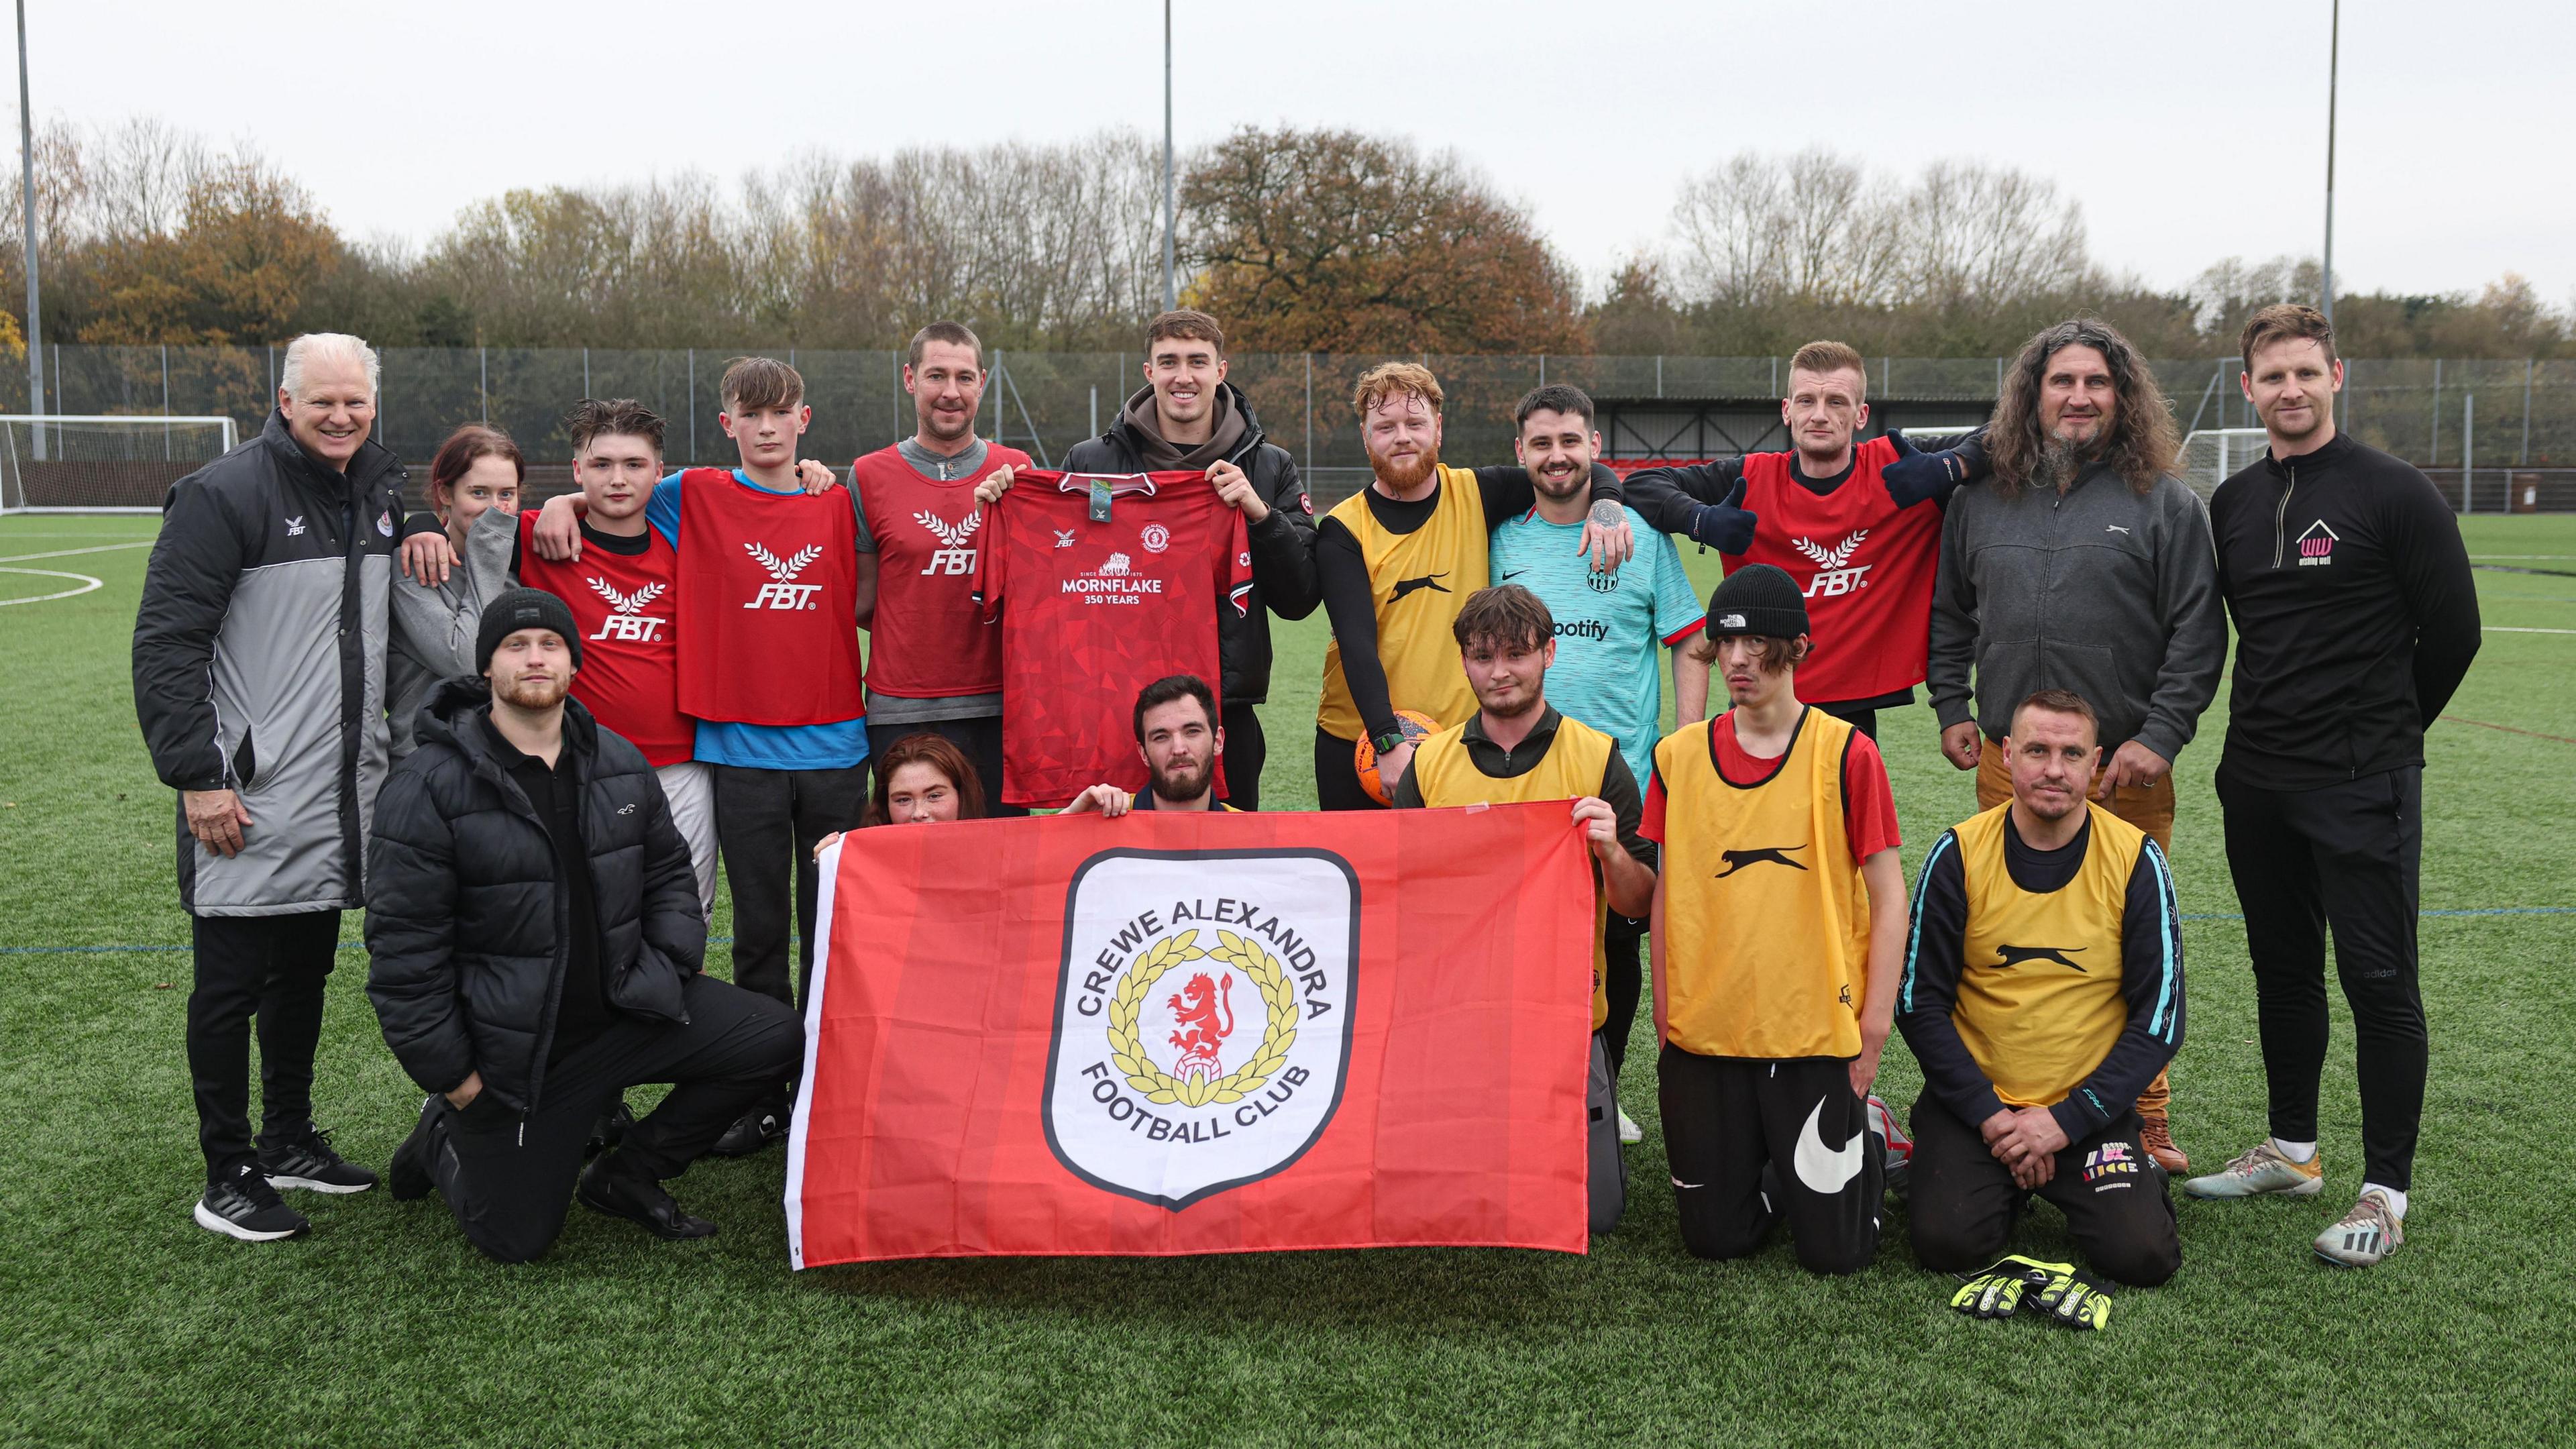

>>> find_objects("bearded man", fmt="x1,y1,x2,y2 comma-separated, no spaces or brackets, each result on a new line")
1925,318,2224,1173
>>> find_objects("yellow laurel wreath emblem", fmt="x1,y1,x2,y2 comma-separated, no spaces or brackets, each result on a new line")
1104,928,1300,1109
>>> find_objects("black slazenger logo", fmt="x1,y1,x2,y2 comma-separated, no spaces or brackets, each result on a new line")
1392,572,1452,601
1996,944,2089,973
1715,845,1807,877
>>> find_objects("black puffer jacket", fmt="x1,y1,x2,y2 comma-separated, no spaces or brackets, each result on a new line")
1063,382,1320,704
364,678,704,1114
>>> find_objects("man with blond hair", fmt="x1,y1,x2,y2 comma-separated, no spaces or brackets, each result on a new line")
135,331,415,1239
1312,362,1632,809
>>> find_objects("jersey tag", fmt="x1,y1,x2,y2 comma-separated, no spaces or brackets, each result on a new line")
1088,478,1115,523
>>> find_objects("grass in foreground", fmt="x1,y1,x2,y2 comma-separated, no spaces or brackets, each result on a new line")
1,514,2570,1446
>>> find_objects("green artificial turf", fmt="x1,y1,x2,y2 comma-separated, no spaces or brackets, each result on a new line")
1,511,2570,1446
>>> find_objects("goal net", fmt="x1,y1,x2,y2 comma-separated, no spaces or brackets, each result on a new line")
2176,428,2271,499
0,415,241,513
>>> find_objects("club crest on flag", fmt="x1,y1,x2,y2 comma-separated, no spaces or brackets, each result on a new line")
1043,849,1358,1210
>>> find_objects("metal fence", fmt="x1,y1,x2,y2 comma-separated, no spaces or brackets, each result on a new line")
19,345,2576,511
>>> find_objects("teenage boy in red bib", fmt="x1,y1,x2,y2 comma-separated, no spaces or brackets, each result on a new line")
845,322,1032,812
1622,340,1987,740
533,357,864,1157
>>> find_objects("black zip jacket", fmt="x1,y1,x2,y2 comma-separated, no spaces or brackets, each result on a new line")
1063,382,1320,704
364,680,704,1115
2208,431,2481,788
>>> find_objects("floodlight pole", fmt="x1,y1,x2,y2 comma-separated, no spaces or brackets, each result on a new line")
1161,0,1176,313
16,0,41,455
2321,0,2339,325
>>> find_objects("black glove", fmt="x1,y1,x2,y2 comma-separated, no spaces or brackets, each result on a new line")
1949,1254,2058,1320
1688,478,1757,553
1881,429,1973,508
2029,1263,2115,1330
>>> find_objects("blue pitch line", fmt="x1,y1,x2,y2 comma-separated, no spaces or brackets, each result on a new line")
7,914,2575,958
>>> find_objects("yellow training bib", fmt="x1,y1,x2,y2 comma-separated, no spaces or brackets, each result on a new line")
1951,801,2143,1108
1318,466,1489,739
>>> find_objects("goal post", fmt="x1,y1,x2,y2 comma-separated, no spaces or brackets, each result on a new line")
2176,427,2272,500
0,415,242,514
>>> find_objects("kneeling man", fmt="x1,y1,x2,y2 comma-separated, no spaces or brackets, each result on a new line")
1391,584,1656,1235
366,588,802,1263
1059,674,1244,815
1898,689,2184,1287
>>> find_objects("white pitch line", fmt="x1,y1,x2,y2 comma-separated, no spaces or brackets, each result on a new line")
0,541,155,564
0,566,105,605
2487,626,2576,635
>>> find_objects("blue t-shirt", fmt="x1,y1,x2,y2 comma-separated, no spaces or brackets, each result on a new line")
1489,505,1705,787
645,469,869,771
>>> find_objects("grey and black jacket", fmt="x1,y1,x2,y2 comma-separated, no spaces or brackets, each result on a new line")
387,503,517,759
1927,462,2226,763
1063,382,1321,705
365,680,702,1113
132,410,410,916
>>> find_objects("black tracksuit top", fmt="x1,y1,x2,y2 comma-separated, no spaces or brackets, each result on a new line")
2207,431,2481,790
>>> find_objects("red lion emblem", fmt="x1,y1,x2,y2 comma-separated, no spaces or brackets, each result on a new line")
1165,971,1236,1083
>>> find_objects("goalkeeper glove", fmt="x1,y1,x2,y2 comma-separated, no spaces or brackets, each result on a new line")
2029,1263,2116,1330
1949,1254,2060,1320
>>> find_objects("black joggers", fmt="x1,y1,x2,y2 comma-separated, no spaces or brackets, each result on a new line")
411,973,801,1263
188,910,340,1179
711,761,871,1012
1658,1046,1880,1274
1907,1091,2180,1287
2218,763,2428,1192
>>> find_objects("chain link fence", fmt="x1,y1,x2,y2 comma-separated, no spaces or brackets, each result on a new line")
17,345,2575,511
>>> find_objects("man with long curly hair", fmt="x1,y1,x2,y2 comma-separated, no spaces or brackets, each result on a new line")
1925,319,2224,1174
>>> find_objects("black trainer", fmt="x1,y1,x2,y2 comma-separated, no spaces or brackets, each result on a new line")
260,1126,380,1194
708,1093,788,1159
195,1161,311,1242
577,1152,716,1241
386,1097,439,1201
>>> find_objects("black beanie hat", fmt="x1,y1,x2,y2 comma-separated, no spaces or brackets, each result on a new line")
1704,564,1811,641
476,588,583,674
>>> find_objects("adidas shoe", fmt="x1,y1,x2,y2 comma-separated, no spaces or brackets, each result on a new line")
1617,1108,1643,1145
260,1126,379,1193
2314,1189,2404,1268
195,1161,310,1242
2183,1138,2324,1200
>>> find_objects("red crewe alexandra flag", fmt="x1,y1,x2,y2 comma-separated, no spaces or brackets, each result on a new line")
785,803,1597,1266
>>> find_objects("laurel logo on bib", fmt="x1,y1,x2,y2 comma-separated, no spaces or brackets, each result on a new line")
1043,849,1358,1210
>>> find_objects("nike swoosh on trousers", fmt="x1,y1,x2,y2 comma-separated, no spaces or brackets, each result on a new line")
1792,1098,1866,1195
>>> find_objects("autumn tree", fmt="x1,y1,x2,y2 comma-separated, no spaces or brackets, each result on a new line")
1181,126,1587,355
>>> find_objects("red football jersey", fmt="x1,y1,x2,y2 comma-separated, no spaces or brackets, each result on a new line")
674,468,866,727
849,443,1030,700
1723,436,1943,704
972,470,1252,808
516,512,694,767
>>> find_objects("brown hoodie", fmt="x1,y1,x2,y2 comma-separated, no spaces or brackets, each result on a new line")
1118,384,1248,472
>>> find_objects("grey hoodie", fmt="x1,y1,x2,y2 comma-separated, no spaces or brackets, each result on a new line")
388,504,518,758
1927,462,2225,762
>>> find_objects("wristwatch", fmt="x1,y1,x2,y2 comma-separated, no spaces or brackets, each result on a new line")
1371,725,1409,753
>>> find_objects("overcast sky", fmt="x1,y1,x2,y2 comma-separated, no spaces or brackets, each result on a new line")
33,0,2571,304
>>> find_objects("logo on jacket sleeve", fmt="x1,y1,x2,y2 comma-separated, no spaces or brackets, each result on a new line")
1044,849,1358,1210
1792,530,1871,597
914,509,981,576
586,578,669,641
743,541,825,610
2296,519,2339,566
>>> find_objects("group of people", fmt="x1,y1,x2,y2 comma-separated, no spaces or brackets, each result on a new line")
131,301,2479,1287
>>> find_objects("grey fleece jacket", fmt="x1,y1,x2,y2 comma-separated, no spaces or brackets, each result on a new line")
1927,463,2226,762
387,504,518,759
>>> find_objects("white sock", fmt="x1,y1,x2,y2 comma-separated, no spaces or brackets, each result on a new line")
2361,1183,2409,1218
2271,1137,2318,1164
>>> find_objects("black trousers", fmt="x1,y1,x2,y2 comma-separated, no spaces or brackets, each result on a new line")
2218,765,2428,1191
711,761,871,1014
1658,1046,1880,1274
1817,701,1880,740
1907,1091,2180,1287
1601,914,1646,1079
415,974,800,1264
187,910,340,1178
1313,728,1387,812
866,714,1025,818
1220,700,1267,812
